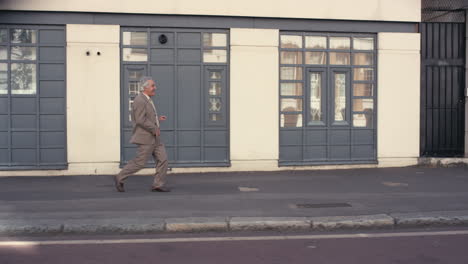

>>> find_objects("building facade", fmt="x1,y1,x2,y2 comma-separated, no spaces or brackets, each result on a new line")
0,0,426,176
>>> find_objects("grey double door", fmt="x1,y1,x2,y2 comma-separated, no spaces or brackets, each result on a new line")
278,32,377,165
121,28,229,167
0,26,67,170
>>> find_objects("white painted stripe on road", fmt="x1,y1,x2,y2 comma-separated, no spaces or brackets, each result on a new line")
2,230,468,247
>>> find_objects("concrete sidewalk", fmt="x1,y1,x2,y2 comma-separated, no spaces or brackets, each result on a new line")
0,166,467,235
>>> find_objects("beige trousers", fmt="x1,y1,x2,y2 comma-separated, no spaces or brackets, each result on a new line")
117,140,168,188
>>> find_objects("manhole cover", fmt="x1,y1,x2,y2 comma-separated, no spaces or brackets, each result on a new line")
295,203,352,209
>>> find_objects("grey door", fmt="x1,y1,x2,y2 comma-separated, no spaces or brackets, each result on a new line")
121,28,229,167
279,33,376,165
0,26,67,170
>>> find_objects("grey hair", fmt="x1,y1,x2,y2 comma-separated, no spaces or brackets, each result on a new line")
139,76,154,91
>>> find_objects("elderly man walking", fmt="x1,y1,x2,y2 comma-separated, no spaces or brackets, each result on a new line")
114,76,170,192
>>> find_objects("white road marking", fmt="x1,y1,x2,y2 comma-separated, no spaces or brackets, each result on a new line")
382,181,409,187
238,187,259,192
2,230,468,247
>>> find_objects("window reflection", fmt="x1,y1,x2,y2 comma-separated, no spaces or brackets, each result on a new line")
10,29,37,44
353,112,373,128
0,63,6,94
203,33,227,47
123,48,148,61
11,63,36,95
305,52,326,64
123,32,147,46
330,52,350,65
353,53,373,65
330,37,350,49
280,35,302,49
281,114,302,127
353,99,373,112
354,68,373,81
281,98,303,112
203,50,227,63
354,37,374,50
334,73,346,121
280,67,303,80
309,73,322,122
281,51,302,64
0,46,6,60
305,36,326,49
280,83,303,96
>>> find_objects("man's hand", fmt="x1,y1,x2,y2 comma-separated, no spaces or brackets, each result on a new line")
159,115,167,121
155,128,161,137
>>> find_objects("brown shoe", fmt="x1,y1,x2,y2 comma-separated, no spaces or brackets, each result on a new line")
151,187,171,192
114,176,125,192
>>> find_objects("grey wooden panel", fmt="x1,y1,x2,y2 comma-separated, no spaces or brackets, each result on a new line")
352,130,374,145
122,147,137,162
11,98,36,114
178,131,201,146
150,49,174,63
280,130,302,145
0,98,7,114
12,149,36,163
329,130,350,145
151,32,175,47
204,130,227,146
39,81,65,98
39,64,65,80
39,29,65,44
40,98,64,114
40,115,65,130
280,146,302,161
177,49,201,64
12,132,36,148
305,130,327,145
40,131,65,146
352,145,374,159
0,115,7,130
178,147,201,161
204,147,227,161
122,130,133,146
0,132,7,146
177,66,201,129
11,115,36,130
39,47,65,61
165,146,175,162
305,146,327,160
150,65,174,129
329,146,350,159
160,131,174,145
40,149,66,163
0,149,7,163
177,33,201,47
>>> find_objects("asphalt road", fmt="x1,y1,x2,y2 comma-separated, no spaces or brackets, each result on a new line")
2,228,468,264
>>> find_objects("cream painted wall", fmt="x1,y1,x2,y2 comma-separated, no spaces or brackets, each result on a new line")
67,25,121,169
377,33,420,164
230,28,279,168
1,0,420,22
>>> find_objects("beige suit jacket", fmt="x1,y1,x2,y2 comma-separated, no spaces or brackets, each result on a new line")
130,93,159,145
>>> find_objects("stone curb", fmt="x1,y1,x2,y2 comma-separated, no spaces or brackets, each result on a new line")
165,217,228,232
418,157,468,167
309,214,394,230
230,217,310,231
391,211,468,227
2,212,468,235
